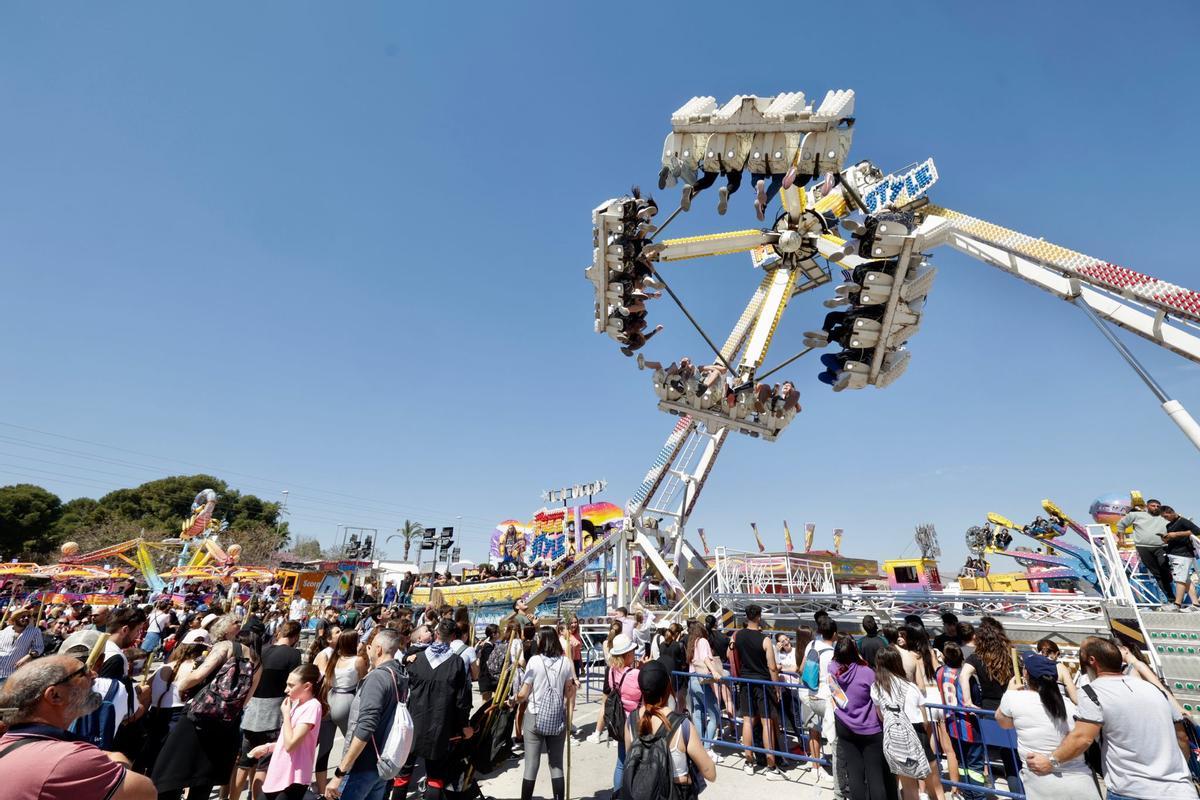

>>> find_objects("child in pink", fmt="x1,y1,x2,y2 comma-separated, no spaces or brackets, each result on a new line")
251,664,325,800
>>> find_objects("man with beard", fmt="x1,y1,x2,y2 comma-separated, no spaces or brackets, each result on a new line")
0,605,44,690
0,655,156,799
1117,498,1175,599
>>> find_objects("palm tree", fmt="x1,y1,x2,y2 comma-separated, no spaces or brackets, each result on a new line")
396,520,424,563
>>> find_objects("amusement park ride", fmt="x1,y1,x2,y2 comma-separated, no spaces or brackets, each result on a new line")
523,89,1200,710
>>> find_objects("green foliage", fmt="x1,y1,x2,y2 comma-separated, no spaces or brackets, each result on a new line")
0,475,285,560
291,536,326,561
0,483,64,557
397,519,424,562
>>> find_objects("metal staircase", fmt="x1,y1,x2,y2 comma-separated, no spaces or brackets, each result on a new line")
1140,610,1200,714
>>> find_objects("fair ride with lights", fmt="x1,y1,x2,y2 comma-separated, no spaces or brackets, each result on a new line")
552,89,1200,712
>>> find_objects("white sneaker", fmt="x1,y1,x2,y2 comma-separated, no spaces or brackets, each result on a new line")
765,766,786,781
707,749,722,765
743,761,756,775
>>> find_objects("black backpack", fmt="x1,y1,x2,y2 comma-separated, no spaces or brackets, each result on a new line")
621,709,686,800
604,669,632,740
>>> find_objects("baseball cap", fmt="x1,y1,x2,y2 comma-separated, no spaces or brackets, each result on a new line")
182,628,211,645
1022,652,1058,681
60,629,105,657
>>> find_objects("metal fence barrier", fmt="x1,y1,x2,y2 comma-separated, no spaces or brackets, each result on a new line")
660,670,1026,799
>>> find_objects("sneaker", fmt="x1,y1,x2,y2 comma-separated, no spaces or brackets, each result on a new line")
708,749,723,765
765,766,786,781
658,166,670,191
681,185,693,212
717,186,729,215
636,353,646,370
743,761,756,775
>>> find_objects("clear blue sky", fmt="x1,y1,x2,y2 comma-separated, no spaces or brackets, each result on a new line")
2,2,1198,572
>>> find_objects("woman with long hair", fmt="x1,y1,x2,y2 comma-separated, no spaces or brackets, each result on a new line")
151,615,262,800
510,628,578,800
685,621,724,764
899,622,954,778
830,636,896,800
871,645,944,800
1034,639,1079,705
135,641,206,774
323,630,368,735
622,660,716,798
608,633,643,798
959,616,1013,709
476,623,501,705
996,653,1100,799
587,620,628,745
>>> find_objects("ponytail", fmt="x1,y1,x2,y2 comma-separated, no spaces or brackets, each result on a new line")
638,698,671,737
1031,673,1065,722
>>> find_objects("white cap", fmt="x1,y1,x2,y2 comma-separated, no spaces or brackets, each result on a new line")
182,628,211,645
201,613,219,629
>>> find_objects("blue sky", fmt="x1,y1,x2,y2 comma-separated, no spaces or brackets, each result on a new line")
2,3,1198,572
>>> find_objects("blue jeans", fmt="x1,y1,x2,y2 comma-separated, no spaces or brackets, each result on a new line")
688,677,719,746
612,736,626,797
339,769,388,800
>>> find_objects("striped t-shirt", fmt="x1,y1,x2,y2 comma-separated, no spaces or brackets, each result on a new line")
0,626,44,679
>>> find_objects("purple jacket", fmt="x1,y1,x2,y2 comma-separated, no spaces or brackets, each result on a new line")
832,662,881,735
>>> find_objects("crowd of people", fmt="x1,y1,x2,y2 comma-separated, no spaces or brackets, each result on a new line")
670,605,1198,800
2,582,1199,800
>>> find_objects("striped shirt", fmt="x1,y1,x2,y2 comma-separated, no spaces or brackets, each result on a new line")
0,625,44,679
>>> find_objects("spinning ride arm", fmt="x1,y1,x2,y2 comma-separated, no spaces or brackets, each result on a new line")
919,206,1200,452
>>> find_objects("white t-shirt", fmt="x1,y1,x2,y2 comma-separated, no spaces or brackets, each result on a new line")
871,678,925,725
104,639,128,676
288,597,308,621
92,676,134,730
1075,675,1194,798
997,690,1090,776
776,647,799,684
522,654,573,715
450,640,477,678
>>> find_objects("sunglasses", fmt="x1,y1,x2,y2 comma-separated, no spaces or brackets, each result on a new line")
51,664,90,688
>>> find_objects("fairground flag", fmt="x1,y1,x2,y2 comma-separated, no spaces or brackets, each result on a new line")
697,528,710,556
804,523,815,552
751,522,765,553
783,520,794,553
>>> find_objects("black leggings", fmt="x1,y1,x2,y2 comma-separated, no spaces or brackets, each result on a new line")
158,785,211,800
263,785,308,800
835,719,898,800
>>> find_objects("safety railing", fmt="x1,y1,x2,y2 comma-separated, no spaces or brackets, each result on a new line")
924,703,1025,799
671,670,830,769
666,670,1027,799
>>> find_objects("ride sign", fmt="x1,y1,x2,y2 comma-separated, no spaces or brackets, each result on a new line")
861,158,938,214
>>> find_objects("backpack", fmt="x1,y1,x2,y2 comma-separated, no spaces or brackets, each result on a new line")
801,641,827,691
621,710,686,800
487,640,508,681
874,684,930,779
604,669,631,739
187,642,255,723
533,657,567,736
375,666,414,779
70,679,121,749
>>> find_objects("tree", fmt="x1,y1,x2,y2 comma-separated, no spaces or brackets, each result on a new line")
0,484,64,558
396,519,424,562
291,536,325,561
221,522,290,566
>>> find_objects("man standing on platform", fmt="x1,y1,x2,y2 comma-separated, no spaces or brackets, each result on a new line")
1117,498,1174,599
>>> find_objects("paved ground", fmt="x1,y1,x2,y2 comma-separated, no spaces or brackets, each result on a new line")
474,696,832,800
